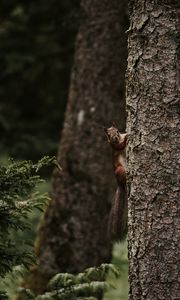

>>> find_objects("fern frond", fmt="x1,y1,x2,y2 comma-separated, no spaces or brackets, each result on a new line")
18,287,36,300
48,273,76,289
39,281,108,299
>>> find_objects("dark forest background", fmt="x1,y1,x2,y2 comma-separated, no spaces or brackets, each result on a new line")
0,0,79,161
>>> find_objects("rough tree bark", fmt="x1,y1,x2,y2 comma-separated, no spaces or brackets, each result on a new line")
21,0,128,294
127,0,179,299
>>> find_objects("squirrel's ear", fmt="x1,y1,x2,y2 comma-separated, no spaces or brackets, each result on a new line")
103,126,108,132
112,122,117,128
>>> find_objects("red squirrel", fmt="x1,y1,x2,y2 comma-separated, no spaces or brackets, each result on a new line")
104,124,127,242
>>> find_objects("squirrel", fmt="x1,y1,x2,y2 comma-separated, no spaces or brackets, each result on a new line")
104,124,127,242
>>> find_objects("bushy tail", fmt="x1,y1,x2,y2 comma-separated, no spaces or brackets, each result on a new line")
108,186,127,242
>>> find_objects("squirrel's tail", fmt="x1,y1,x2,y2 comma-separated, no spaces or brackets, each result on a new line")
108,186,128,242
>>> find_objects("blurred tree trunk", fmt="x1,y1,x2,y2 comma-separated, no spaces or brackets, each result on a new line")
127,1,179,299
20,0,128,295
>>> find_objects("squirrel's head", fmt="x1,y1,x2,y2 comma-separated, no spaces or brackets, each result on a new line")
104,124,127,148
104,125,120,143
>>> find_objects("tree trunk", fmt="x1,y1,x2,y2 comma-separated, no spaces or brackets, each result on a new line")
127,1,179,299
22,0,128,294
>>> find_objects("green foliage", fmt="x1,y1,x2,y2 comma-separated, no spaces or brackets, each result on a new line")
0,156,58,295
0,291,8,300
35,156,62,173
48,264,119,289
19,264,120,300
104,242,128,300
0,155,128,300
